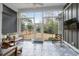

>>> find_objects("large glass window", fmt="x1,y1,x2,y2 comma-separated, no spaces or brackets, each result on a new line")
20,10,58,40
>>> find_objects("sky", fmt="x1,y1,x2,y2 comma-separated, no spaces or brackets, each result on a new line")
21,11,58,23
21,12,42,23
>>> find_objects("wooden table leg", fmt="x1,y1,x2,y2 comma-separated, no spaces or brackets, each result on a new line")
15,47,17,56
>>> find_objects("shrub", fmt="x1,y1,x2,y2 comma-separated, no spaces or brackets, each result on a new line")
48,37,53,41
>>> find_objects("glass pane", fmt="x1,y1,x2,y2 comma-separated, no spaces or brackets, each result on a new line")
20,10,58,40
35,12,42,23
43,17,58,40
21,12,34,18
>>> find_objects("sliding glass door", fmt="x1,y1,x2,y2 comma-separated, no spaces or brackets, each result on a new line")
20,12,43,40
20,10,58,41
43,17,58,40
34,12,43,40
21,17,34,40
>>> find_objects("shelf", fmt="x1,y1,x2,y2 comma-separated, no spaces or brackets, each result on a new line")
1,46,17,56
64,18,79,30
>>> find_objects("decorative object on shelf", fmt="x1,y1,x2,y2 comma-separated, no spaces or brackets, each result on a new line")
1,33,23,56
2,34,16,49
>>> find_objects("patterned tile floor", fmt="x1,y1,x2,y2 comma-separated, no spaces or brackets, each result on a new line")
19,40,79,56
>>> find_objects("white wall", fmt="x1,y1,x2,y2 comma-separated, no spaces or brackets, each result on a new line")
17,12,22,34
0,3,2,44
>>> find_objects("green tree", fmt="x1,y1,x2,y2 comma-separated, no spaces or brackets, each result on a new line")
27,23,33,31
44,19,58,34
53,21,58,34
21,23,25,31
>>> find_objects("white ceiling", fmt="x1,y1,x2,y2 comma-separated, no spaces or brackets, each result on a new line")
4,3,65,10
4,3,65,16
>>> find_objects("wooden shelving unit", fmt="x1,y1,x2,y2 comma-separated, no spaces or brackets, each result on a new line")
1,35,23,56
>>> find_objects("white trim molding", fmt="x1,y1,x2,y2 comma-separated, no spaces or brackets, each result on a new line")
0,3,3,43
63,40,79,54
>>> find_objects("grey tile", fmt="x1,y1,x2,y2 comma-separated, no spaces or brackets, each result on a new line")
18,41,79,56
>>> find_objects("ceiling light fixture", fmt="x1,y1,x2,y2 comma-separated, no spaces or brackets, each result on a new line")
33,3,43,8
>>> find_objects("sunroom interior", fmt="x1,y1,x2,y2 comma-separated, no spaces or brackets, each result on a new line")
0,3,79,56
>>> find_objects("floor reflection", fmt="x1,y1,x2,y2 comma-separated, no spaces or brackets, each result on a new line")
19,41,79,56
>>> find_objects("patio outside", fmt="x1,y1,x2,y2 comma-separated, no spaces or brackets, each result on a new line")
20,12,59,41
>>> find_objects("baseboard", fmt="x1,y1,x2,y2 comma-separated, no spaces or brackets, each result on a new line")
63,40,79,54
